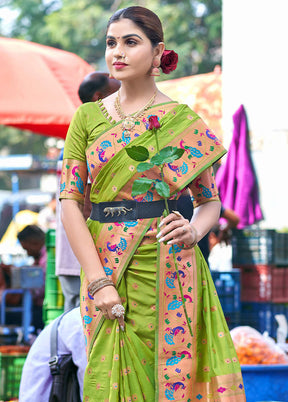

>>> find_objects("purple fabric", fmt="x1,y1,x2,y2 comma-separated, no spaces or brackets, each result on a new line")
216,104,263,228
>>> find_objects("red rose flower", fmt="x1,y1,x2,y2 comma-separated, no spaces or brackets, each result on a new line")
160,50,178,74
148,115,160,130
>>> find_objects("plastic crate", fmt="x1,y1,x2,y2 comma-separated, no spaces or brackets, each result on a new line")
11,266,44,289
44,275,63,307
241,302,273,335
240,302,288,338
269,303,288,339
241,364,288,402
274,232,288,266
0,345,30,400
46,228,56,248
232,229,288,266
211,270,241,313
44,228,64,310
42,304,64,326
223,312,241,330
232,228,275,265
239,265,288,303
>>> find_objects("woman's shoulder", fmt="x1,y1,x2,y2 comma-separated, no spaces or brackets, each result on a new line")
156,91,197,114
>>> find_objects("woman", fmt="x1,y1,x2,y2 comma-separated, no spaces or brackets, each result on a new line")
60,6,246,402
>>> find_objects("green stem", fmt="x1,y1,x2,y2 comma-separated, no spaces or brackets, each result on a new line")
153,127,193,338
171,245,193,338
163,196,169,214
154,128,160,153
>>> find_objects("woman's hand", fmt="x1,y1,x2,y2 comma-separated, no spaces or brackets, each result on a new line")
157,211,197,248
92,284,125,331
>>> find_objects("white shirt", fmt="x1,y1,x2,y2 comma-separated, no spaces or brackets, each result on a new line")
19,307,87,402
208,242,233,271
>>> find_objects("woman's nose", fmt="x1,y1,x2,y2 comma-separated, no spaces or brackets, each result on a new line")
113,43,124,58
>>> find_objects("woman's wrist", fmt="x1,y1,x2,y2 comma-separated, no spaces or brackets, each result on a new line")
88,277,115,296
86,267,108,283
180,223,198,249
187,223,198,248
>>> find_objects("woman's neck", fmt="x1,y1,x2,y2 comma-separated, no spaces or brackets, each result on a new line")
119,77,158,104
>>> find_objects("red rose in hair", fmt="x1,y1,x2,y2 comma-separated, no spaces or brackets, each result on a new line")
160,50,178,74
148,115,161,130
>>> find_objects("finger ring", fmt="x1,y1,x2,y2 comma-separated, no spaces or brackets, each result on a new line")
172,210,182,218
111,303,125,317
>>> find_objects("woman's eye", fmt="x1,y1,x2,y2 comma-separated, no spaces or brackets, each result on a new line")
126,39,137,46
106,40,116,47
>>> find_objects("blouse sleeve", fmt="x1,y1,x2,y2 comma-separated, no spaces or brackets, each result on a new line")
189,166,219,207
59,105,88,204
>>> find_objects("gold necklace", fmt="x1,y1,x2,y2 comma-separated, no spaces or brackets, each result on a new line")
114,90,156,138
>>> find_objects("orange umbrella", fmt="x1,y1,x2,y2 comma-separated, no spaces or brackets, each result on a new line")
157,66,222,139
0,37,94,138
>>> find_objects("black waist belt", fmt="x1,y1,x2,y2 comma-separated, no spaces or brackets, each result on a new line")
90,199,178,223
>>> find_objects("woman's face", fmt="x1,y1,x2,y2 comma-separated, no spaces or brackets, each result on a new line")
105,18,160,81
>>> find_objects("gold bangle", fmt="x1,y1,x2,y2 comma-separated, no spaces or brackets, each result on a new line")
89,281,115,296
88,277,115,296
88,277,110,289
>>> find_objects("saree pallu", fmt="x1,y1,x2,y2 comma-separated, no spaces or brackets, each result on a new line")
60,101,246,401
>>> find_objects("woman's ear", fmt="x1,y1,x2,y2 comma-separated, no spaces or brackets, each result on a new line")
154,42,165,58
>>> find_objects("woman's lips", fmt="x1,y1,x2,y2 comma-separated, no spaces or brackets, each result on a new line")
113,63,127,70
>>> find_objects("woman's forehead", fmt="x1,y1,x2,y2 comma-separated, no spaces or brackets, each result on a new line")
107,18,146,38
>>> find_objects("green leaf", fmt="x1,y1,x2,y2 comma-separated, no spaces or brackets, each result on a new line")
137,162,155,172
131,178,154,196
150,146,185,166
155,181,170,198
125,146,149,162
172,148,185,160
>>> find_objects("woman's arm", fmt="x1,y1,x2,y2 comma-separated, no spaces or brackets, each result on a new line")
157,200,221,247
61,199,106,282
190,200,221,241
157,166,221,247
61,199,125,328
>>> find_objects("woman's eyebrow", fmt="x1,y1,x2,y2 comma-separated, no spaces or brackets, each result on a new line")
106,34,143,40
123,34,143,40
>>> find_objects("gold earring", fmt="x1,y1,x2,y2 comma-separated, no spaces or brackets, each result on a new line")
150,60,160,76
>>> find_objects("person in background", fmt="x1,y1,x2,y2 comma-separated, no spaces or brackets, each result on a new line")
38,194,57,231
19,307,87,402
198,204,240,265
208,206,240,271
78,71,120,104
0,263,16,305
218,205,240,243
17,224,47,331
56,72,120,311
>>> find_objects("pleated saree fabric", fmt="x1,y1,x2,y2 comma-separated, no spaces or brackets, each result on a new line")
60,100,246,401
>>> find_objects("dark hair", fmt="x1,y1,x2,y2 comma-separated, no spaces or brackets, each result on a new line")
78,73,109,103
210,224,221,237
17,224,45,243
107,6,164,47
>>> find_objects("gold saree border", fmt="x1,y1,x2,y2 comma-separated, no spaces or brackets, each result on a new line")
81,218,154,358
